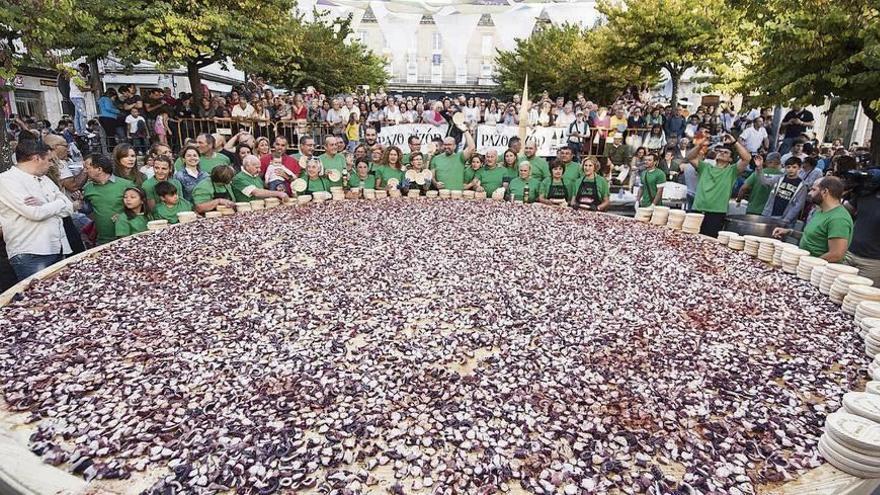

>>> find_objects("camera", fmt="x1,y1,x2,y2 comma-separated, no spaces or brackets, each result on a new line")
844,168,880,197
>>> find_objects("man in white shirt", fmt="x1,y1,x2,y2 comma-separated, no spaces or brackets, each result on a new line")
738,117,769,154
231,99,256,119
326,98,345,136
339,97,360,124
0,140,74,280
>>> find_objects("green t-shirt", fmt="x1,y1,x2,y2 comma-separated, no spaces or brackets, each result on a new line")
301,174,331,194
744,168,783,214
476,167,508,196
517,154,550,183
430,152,467,191
799,205,854,258
539,177,570,201
567,175,610,204
639,168,667,207
561,161,582,184
503,166,518,180
174,153,230,175
152,198,193,224
319,153,347,186
348,173,376,189
507,177,541,202
83,176,135,245
231,171,265,202
192,180,235,206
692,161,739,214
464,166,482,185
142,177,183,205
401,153,413,166
375,166,405,188
114,213,148,238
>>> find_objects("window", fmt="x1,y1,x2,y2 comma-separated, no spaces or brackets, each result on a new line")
432,32,442,52
14,90,45,120
481,35,494,57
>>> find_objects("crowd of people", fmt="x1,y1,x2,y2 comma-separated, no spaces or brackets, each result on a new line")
0,84,877,291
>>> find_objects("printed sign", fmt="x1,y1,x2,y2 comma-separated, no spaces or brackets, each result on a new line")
378,123,449,153
475,125,570,156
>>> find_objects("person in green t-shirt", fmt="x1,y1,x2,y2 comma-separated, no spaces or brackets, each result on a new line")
538,160,570,205
152,181,193,224
142,156,183,208
463,154,484,191
114,187,150,238
568,156,610,211
83,154,135,244
347,159,377,198
173,133,231,174
319,136,347,186
232,155,289,203
500,149,519,181
192,165,237,214
558,146,582,184
639,153,667,207
684,133,752,237
475,150,508,197
773,176,853,262
300,157,332,195
736,152,783,214
505,161,541,203
375,146,405,190
518,141,550,182
429,130,475,191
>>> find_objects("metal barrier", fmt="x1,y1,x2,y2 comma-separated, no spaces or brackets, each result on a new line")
168,118,335,154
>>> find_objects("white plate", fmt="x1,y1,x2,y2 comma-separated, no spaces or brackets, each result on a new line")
292,178,307,192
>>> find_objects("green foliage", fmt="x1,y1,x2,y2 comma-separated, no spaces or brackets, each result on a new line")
259,12,388,95
0,0,81,80
597,0,732,103
732,0,879,111
493,23,638,104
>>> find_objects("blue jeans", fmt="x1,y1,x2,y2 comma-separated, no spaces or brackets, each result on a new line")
778,137,797,155
71,97,88,134
9,253,64,281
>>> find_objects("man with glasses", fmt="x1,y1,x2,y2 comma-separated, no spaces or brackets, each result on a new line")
402,135,422,165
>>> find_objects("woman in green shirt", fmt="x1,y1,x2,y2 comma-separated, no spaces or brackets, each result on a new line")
142,156,183,209
113,143,146,186
538,161,570,205
568,157,610,212
369,145,384,174
463,155,484,190
501,149,518,181
301,157,331,195
114,187,150,238
347,159,376,198
192,165,237,214
375,146,405,190
506,161,541,203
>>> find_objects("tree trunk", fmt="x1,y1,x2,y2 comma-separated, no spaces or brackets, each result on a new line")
669,71,680,110
863,101,880,167
187,62,202,113
88,56,103,100
0,95,12,173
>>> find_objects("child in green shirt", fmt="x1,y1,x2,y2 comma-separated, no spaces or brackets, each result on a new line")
114,187,150,238
152,181,193,224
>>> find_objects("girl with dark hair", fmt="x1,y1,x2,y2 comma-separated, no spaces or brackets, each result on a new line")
114,187,150,238
113,143,146,186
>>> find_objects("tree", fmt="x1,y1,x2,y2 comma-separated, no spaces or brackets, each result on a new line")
597,0,732,107
494,23,639,104
730,0,880,163
129,0,300,110
0,0,81,170
259,12,388,95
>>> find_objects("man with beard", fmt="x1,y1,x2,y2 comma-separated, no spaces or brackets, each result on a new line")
429,131,475,191
772,176,852,262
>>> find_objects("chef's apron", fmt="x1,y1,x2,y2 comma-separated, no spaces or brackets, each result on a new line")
576,178,601,210
547,181,568,201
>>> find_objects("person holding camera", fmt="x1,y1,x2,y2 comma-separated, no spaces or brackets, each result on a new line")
843,168,880,284
683,132,752,237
